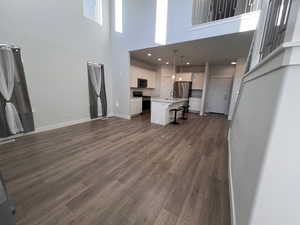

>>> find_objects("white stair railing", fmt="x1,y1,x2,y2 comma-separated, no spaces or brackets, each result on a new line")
192,0,260,25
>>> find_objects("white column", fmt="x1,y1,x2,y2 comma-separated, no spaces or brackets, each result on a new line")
200,62,209,116
228,58,246,120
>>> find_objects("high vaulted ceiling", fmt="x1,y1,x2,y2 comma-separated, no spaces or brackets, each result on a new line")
130,31,254,66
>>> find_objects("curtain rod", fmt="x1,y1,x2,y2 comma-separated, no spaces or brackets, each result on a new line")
0,44,19,49
87,62,103,66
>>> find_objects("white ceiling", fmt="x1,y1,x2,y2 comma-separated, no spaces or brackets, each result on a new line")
130,31,254,66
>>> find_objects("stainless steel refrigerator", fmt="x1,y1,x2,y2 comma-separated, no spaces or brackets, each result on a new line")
173,81,192,98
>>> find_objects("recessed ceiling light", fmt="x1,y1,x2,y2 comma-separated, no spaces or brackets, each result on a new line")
186,62,190,65
157,58,162,61
231,61,237,65
147,53,152,56
166,62,169,64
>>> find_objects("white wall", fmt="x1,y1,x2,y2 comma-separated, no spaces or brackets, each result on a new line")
230,59,300,225
249,66,300,225
229,1,300,223
230,68,284,225
0,0,113,129
177,65,205,73
209,64,236,76
110,0,259,117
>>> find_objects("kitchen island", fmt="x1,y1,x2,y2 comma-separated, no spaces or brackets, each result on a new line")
151,98,188,125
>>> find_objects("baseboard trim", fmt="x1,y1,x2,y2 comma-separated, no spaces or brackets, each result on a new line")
228,128,236,225
113,113,131,120
0,138,16,145
0,115,114,142
35,117,92,133
189,110,201,113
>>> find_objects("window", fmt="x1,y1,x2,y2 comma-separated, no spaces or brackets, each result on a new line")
83,0,103,25
155,0,169,45
260,0,292,59
115,0,123,33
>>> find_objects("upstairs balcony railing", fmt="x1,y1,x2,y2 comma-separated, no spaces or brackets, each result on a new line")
192,0,260,25
260,0,292,59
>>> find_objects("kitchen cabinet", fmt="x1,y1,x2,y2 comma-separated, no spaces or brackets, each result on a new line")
189,97,201,112
130,66,138,88
192,72,204,90
176,73,192,81
130,98,143,115
147,74,156,88
175,72,203,89
130,65,156,89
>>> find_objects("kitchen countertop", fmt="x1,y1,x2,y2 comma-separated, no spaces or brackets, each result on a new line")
151,97,188,104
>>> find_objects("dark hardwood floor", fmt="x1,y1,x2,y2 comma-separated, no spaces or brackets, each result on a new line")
0,113,230,225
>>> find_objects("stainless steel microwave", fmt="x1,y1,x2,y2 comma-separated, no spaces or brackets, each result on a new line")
137,79,148,88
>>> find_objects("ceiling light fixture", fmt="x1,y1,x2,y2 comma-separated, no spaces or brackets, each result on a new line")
186,62,190,65
172,75,176,79
147,53,152,56
166,62,169,64
157,58,162,61
179,77,182,81
231,61,237,65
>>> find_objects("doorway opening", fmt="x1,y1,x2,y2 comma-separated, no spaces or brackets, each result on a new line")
205,76,233,115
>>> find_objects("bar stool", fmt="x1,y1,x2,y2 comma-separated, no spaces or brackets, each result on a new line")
181,104,189,120
170,107,182,125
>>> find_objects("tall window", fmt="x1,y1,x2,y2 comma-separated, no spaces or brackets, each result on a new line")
155,0,168,45
83,0,103,25
115,0,123,33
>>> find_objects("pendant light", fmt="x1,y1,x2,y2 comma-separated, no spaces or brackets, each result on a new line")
172,50,177,80
179,55,184,81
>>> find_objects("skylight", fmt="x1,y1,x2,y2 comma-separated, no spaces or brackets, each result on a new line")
155,0,168,45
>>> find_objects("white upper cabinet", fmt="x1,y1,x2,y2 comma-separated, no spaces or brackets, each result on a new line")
176,73,192,81
192,72,204,90
130,65,156,89
176,72,204,89
147,73,156,89
130,66,138,88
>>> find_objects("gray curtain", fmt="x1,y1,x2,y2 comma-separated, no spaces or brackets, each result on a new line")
0,46,34,138
87,63,107,119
